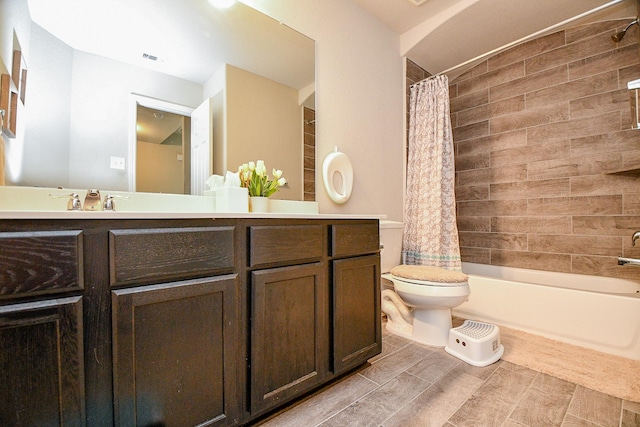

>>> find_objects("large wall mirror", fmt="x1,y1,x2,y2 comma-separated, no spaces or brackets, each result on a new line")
0,0,315,199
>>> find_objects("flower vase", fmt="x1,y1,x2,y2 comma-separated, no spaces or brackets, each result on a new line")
250,196,269,213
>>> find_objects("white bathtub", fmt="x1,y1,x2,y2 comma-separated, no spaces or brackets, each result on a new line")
453,262,640,360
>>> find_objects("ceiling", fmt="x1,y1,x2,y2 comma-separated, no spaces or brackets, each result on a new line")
25,0,638,87
25,0,316,153
137,106,184,145
352,0,638,77
26,0,315,89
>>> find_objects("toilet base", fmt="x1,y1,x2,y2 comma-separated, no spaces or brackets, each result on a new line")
411,307,453,347
384,317,414,341
384,307,453,348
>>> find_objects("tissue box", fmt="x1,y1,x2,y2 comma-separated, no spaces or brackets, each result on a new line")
204,187,249,213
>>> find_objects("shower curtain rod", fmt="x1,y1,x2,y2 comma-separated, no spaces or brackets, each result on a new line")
411,0,624,86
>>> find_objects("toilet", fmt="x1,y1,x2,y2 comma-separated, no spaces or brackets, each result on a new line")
379,220,470,347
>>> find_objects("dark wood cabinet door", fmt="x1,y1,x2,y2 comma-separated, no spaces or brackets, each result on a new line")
332,254,381,375
249,263,327,416
112,275,238,427
0,296,85,427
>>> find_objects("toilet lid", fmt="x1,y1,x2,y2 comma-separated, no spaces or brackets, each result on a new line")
390,265,468,285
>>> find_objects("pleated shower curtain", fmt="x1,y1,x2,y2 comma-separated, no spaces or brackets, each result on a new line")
403,75,462,270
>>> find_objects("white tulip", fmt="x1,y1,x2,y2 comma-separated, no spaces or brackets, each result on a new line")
256,160,267,176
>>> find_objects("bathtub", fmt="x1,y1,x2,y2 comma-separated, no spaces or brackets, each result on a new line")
453,262,640,360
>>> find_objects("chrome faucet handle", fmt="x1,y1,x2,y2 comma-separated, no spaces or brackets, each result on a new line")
49,192,82,211
83,189,102,211
103,195,115,211
632,230,640,246
102,194,129,211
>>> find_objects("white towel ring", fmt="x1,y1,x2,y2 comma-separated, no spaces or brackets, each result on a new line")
322,147,353,204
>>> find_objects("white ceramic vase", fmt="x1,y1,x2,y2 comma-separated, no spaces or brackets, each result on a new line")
249,196,269,213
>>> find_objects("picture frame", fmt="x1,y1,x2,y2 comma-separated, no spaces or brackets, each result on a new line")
0,74,16,138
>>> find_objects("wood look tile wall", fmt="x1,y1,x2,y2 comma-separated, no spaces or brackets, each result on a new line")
449,19,640,280
303,107,316,201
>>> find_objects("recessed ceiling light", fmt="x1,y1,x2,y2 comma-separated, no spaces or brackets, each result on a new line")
208,0,235,9
407,0,429,5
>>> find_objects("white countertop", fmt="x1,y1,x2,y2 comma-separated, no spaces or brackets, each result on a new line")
0,211,385,220
0,186,384,220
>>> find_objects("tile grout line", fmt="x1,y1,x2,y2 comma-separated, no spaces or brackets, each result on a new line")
444,361,508,426
503,370,539,426
312,381,384,427
617,399,625,427
559,383,579,427
313,361,427,427
378,380,435,426
378,359,461,426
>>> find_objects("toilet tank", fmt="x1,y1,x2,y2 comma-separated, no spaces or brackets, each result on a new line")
379,220,404,273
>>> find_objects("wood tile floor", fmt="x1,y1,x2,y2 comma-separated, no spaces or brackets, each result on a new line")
258,323,640,427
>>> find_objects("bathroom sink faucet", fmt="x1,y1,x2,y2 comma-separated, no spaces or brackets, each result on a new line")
633,230,640,246
48,192,82,210
83,189,102,211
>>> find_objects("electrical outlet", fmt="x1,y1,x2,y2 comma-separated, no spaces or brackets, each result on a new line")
110,156,125,170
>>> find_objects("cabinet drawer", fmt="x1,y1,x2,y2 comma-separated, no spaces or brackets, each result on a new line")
249,225,323,267
0,230,84,299
330,223,379,257
110,226,235,286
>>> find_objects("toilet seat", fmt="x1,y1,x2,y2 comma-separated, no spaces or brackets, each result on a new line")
322,147,353,204
391,275,468,287
390,265,468,287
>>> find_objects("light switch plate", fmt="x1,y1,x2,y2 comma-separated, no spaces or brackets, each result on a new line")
110,156,125,170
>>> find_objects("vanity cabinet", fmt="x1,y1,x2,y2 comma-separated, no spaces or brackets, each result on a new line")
246,221,381,420
109,226,239,426
0,217,380,426
247,224,327,416
0,230,85,426
330,224,381,375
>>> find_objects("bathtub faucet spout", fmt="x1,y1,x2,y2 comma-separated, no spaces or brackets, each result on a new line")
618,256,640,267
633,230,640,246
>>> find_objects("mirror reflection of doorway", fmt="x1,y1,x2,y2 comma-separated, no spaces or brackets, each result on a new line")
136,105,191,194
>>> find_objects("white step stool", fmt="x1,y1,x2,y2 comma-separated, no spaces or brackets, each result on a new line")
445,320,504,367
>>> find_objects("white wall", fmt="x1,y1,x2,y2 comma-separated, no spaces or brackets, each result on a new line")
244,0,405,221
20,23,72,187
136,140,184,194
0,0,31,184
68,51,202,190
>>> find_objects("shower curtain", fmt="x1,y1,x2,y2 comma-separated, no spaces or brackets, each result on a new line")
403,75,461,270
